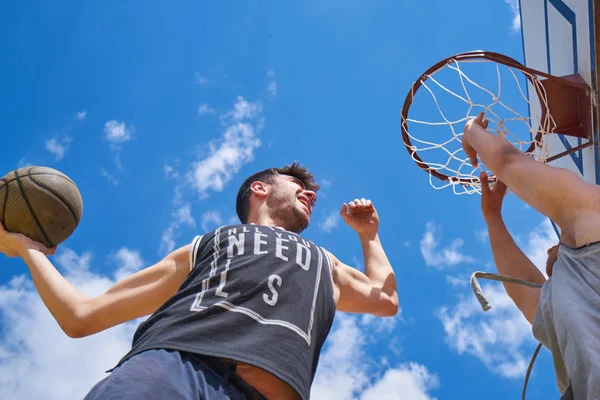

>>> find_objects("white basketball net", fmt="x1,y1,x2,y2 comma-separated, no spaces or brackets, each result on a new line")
403,58,558,195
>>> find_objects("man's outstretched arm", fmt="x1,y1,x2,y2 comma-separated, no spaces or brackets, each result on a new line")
480,173,545,324
330,199,398,317
463,112,600,246
0,222,193,338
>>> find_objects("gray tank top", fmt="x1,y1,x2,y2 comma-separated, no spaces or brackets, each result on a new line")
533,241,600,399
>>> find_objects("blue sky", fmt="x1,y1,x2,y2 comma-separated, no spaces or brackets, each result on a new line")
0,1,564,399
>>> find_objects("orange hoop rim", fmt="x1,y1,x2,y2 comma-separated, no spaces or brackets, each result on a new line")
400,50,589,186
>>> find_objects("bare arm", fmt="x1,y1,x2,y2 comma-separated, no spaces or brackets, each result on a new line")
331,199,398,317
0,223,193,338
480,173,545,324
463,113,600,246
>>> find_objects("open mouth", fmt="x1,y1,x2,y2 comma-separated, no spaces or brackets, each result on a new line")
297,197,311,215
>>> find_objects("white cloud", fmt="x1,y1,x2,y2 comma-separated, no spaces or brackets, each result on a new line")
360,312,402,334
159,203,197,255
76,111,87,120
319,210,340,233
112,248,145,281
522,219,557,276
0,248,138,400
195,73,209,85
201,211,223,232
163,160,184,203
360,364,439,400
198,104,216,115
223,96,262,121
420,221,474,269
55,248,95,281
311,314,372,398
175,205,196,228
164,162,180,181
160,225,177,256
476,229,489,243
267,81,277,98
17,157,31,168
446,275,469,288
437,284,535,378
104,120,134,170
266,70,277,98
436,219,556,378
104,120,133,145
45,137,72,161
311,314,437,400
319,179,332,188
187,96,262,198
161,96,263,253
100,168,118,186
504,0,521,33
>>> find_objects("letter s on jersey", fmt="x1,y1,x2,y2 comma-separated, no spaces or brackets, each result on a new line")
263,274,283,306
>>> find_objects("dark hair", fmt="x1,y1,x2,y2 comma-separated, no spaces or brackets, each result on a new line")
235,162,320,223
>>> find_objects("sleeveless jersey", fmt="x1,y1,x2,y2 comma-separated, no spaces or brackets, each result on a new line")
113,224,337,400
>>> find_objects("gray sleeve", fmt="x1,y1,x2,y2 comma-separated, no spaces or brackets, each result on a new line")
531,283,550,348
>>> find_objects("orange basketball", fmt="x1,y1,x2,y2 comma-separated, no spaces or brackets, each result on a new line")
0,166,83,247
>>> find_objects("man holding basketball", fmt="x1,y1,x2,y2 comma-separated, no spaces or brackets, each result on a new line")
463,112,600,399
0,162,398,400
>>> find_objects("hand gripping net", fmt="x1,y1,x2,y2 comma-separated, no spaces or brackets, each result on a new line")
401,51,559,195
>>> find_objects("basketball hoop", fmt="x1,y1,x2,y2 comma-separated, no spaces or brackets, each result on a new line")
401,50,595,194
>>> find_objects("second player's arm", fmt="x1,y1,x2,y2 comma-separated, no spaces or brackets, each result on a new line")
464,114,600,246
485,213,544,324
20,244,192,338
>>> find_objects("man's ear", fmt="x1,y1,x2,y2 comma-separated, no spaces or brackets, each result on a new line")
250,181,269,199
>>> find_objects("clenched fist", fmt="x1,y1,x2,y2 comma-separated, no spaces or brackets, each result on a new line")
340,198,379,237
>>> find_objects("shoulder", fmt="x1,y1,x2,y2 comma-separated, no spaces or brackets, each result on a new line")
187,234,206,272
320,247,340,268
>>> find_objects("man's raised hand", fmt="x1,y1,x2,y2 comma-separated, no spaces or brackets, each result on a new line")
340,198,379,237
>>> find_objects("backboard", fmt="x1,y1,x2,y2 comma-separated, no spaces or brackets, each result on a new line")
520,0,599,235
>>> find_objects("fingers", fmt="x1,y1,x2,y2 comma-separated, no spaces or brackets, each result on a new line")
347,198,373,209
342,198,374,215
474,111,484,124
476,111,488,125
340,202,348,215
480,172,507,195
340,203,350,222
469,153,479,167
493,178,508,195
480,172,491,194
463,143,478,167
461,132,479,167
470,111,489,130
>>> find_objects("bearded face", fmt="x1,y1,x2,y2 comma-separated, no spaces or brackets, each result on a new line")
264,176,315,234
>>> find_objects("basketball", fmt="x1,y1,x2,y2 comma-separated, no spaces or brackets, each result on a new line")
0,166,83,248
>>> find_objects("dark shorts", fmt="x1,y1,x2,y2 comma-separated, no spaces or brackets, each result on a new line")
84,349,267,400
